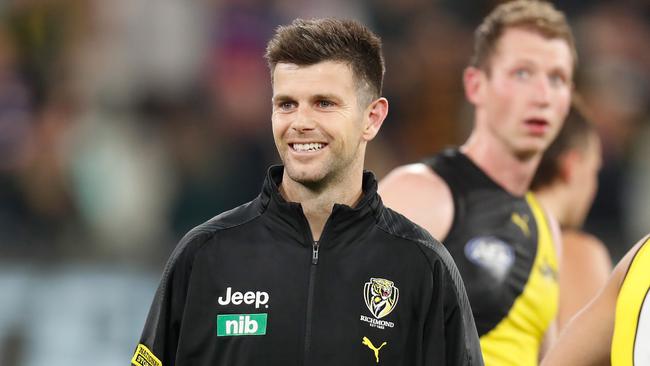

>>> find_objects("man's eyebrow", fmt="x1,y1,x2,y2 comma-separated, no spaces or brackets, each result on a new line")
272,94,294,103
272,93,343,103
312,93,341,101
548,65,570,76
510,58,536,67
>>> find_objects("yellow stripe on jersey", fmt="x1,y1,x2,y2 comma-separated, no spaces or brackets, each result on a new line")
612,238,650,366
479,193,559,366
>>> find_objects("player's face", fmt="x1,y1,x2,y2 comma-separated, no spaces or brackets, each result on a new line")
271,61,371,187
567,132,602,227
474,27,573,158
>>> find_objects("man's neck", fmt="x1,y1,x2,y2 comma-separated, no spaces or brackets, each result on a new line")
461,133,542,197
279,171,363,241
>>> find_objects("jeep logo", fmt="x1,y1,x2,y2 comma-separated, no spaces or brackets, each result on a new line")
218,287,269,309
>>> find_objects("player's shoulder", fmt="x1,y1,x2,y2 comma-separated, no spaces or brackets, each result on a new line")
376,205,453,266
622,234,650,270
379,163,451,199
561,229,612,278
378,163,454,240
562,230,609,257
173,198,263,259
381,163,440,185
376,204,437,243
612,234,650,288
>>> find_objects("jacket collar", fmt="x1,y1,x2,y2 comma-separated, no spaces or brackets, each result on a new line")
259,165,382,246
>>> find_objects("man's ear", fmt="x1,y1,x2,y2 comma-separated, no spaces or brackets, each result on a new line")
362,97,388,141
463,66,486,106
558,150,580,183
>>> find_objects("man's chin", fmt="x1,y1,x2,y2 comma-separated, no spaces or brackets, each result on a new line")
513,139,550,160
514,146,544,161
284,167,328,189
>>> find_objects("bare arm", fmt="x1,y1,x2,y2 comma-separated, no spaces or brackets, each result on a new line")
558,230,612,329
378,163,454,241
540,236,648,366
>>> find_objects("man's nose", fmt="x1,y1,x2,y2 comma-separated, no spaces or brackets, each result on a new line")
532,76,552,107
291,105,316,132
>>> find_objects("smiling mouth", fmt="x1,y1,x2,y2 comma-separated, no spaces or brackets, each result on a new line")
291,143,327,152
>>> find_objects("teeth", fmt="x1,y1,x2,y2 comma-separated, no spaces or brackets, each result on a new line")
293,143,324,152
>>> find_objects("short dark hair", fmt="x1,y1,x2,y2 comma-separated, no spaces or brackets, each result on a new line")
470,0,577,73
265,18,385,103
531,100,596,190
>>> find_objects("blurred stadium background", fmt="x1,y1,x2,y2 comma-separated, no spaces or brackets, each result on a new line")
0,0,648,364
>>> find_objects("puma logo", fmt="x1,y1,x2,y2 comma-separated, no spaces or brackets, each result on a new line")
511,213,530,237
538,256,558,281
362,336,387,363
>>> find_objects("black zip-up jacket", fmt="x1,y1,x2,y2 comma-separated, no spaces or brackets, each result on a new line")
132,166,483,366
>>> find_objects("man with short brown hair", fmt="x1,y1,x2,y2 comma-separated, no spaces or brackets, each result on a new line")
132,18,483,366
380,1,575,364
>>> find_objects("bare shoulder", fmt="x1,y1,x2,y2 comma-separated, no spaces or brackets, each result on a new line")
562,230,612,268
378,163,454,240
558,229,613,329
563,230,606,249
380,163,447,191
611,234,650,288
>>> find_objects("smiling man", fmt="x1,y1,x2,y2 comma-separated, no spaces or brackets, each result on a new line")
132,18,483,366
379,1,575,365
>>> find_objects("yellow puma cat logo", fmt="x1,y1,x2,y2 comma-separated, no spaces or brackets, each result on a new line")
511,212,530,237
362,336,387,363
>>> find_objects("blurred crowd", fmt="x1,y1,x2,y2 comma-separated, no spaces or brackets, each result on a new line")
0,0,649,263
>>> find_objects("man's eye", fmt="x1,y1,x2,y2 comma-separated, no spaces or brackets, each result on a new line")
279,102,295,110
317,100,334,108
515,69,531,80
549,73,567,87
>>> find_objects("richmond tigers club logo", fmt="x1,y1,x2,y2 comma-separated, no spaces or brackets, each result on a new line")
364,278,399,319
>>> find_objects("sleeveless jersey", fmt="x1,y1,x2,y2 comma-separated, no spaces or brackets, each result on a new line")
611,237,650,365
425,149,558,366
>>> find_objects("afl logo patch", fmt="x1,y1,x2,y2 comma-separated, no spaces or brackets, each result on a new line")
364,278,399,319
465,236,515,280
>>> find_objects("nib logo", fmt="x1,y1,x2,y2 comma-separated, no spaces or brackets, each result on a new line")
217,314,267,336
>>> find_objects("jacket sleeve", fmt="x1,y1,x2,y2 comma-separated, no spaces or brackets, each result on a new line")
131,229,213,366
423,242,484,366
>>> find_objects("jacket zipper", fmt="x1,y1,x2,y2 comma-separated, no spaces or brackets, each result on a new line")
303,240,319,365
311,240,320,264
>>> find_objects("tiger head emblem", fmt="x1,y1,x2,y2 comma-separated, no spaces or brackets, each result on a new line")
364,278,399,319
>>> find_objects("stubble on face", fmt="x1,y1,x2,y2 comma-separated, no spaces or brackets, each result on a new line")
281,118,366,192
271,61,368,192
